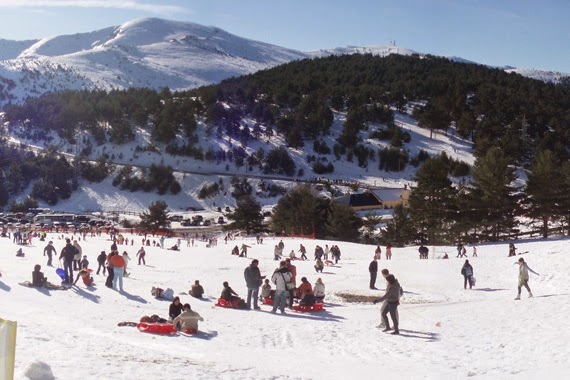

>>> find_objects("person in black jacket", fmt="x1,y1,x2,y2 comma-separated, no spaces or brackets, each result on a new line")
461,260,474,289
244,259,265,310
369,257,378,289
169,296,184,320
96,251,107,275
59,238,78,284
43,241,57,267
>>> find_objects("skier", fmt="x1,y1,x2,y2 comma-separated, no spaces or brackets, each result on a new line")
515,258,539,300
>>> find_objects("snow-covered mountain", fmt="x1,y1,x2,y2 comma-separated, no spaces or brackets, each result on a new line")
0,17,568,109
0,18,309,107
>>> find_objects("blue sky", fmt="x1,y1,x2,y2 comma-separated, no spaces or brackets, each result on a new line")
0,0,568,72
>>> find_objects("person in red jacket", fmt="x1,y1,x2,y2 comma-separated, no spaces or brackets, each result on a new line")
296,277,312,300
109,253,126,291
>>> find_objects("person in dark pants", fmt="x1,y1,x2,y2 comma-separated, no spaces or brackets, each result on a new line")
244,259,265,310
285,258,297,308
136,247,146,265
105,251,115,288
374,274,401,335
461,260,474,289
369,257,378,289
96,251,107,275
59,238,78,284
43,241,56,267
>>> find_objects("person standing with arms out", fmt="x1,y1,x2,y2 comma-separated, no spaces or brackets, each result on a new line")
136,246,146,265
461,260,474,289
515,258,539,300
373,274,402,335
43,241,56,267
244,259,265,310
369,256,378,290
271,260,292,314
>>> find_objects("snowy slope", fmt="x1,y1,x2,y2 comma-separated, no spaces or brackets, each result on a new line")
1,230,568,379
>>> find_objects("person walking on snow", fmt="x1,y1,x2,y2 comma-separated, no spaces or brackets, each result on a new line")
373,274,401,335
96,251,107,275
515,257,539,300
43,241,56,267
461,260,474,289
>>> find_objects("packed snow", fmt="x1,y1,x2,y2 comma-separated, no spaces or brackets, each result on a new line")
1,229,569,379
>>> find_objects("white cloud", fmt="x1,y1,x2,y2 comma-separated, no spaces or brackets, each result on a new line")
0,0,188,15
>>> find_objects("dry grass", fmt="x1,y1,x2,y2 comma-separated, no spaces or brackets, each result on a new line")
335,292,377,303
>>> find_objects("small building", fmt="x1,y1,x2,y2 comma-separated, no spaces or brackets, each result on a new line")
334,188,410,211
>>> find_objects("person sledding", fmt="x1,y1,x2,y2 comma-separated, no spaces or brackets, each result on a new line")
73,268,94,287
172,303,204,334
32,264,48,287
220,281,246,309
260,278,275,301
16,248,25,257
296,277,312,300
190,280,204,299
299,289,316,306
169,296,184,320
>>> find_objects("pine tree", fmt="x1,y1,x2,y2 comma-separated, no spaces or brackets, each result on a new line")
140,201,170,232
226,195,264,234
470,147,520,240
525,150,563,238
408,158,457,244
325,202,363,242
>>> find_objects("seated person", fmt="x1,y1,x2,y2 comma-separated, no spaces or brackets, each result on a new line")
220,281,241,303
313,278,326,302
169,297,184,320
314,258,324,273
190,280,204,299
289,250,296,259
295,277,312,300
169,244,179,251
172,303,204,334
442,253,449,259
299,289,316,306
32,264,47,287
260,279,275,299
231,245,239,255
73,268,94,286
16,248,25,257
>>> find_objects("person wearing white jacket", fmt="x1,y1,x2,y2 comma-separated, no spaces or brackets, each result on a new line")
313,278,325,302
270,261,292,314
515,257,539,300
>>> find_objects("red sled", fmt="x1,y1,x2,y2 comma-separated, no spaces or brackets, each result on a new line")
137,322,177,335
324,260,335,266
292,303,325,312
262,297,273,306
215,298,242,309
